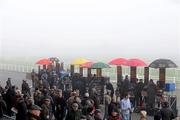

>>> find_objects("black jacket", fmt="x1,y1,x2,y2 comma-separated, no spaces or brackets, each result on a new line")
0,99,7,118
16,99,27,120
160,107,175,120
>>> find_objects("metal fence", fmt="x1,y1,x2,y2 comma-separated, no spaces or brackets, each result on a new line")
0,63,38,73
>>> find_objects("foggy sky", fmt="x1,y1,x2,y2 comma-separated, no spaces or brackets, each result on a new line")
0,0,180,62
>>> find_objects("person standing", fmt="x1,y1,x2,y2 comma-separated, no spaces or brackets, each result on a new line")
27,104,41,120
0,94,7,118
120,93,132,120
65,102,82,120
55,89,66,120
108,97,119,116
147,79,156,109
134,79,144,108
106,80,114,97
22,80,31,96
40,98,52,120
160,101,175,120
15,95,28,120
31,69,36,88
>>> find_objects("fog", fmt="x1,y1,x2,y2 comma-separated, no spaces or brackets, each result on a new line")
0,0,180,64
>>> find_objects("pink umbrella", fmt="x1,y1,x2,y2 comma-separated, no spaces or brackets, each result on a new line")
126,58,147,83
109,58,128,83
126,58,147,67
36,58,52,65
108,58,128,66
80,62,94,68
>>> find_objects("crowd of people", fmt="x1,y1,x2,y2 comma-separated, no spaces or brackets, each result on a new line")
0,67,177,120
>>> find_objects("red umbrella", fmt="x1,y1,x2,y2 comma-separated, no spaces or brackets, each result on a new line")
108,58,128,65
126,58,147,67
109,58,128,84
80,62,94,68
126,58,147,83
36,58,52,65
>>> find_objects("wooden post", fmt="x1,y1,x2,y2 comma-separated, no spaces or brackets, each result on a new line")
130,66,137,83
117,66,122,84
159,68,166,86
43,65,46,69
70,65,74,76
38,65,40,74
56,63,60,72
47,64,53,73
80,67,83,76
96,68,102,77
144,67,149,85
87,68,91,77
60,62,64,70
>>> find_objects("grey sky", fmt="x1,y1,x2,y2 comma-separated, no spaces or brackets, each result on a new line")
0,0,180,63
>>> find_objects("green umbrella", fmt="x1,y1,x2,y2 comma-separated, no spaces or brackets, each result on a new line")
91,62,110,69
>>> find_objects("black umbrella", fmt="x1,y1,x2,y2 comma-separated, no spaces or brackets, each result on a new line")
149,58,178,88
49,57,60,63
149,59,177,68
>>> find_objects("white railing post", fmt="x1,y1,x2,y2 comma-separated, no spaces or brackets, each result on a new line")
10,64,12,71
7,64,9,71
3,64,5,70
23,65,24,72
15,64,17,71
19,65,21,72
27,66,29,73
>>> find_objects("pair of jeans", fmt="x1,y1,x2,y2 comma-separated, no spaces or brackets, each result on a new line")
122,113,130,120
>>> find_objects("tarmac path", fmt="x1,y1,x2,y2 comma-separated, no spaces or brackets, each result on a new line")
1,70,180,119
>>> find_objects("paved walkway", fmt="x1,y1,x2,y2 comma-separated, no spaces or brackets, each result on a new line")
0,70,179,119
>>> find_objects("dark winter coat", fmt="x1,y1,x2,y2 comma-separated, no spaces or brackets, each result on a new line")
16,99,28,120
160,107,175,120
65,110,82,120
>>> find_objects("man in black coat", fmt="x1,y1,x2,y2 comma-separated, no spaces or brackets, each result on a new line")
0,94,7,118
55,89,66,120
147,79,156,109
16,96,28,120
106,80,114,97
134,79,144,108
160,102,175,120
